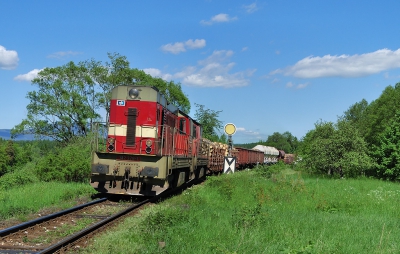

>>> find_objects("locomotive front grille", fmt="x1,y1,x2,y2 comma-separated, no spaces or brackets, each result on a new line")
126,108,137,146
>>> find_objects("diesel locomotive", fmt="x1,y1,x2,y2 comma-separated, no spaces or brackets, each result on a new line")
90,85,264,196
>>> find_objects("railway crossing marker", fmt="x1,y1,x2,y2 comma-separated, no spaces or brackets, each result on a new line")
223,156,236,174
224,123,237,174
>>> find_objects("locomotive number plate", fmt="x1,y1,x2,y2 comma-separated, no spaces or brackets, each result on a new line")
117,155,141,161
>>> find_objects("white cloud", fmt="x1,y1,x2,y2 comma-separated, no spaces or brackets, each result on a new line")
200,13,238,25
14,69,43,81
47,51,82,59
161,39,206,54
185,39,206,49
286,81,309,89
235,127,263,141
0,45,19,70
144,50,256,88
243,3,258,13
143,68,172,81
272,48,400,78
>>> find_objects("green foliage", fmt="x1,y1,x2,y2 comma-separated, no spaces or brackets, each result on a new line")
34,136,92,182
0,139,52,176
237,131,299,153
265,131,299,153
12,52,191,143
0,166,39,190
12,61,100,143
81,171,400,254
194,103,223,142
372,111,400,180
0,182,96,220
362,82,400,146
299,119,373,177
341,98,369,137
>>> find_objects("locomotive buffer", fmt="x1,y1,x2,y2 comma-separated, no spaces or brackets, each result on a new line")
223,123,236,174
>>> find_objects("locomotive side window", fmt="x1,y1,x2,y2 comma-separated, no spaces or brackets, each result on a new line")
179,118,186,134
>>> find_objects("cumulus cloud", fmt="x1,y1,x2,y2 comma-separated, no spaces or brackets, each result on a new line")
286,81,309,89
200,13,238,25
47,51,82,59
272,48,400,78
161,39,206,54
14,69,43,82
243,3,259,13
143,68,173,81
235,127,263,141
182,50,256,87
0,45,19,70
144,50,256,88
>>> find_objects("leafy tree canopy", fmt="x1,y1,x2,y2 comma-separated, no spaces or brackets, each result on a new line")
372,111,400,180
299,120,373,177
362,82,400,146
12,53,190,143
194,103,223,142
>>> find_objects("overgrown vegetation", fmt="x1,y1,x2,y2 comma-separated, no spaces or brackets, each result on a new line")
0,182,96,221
81,165,400,253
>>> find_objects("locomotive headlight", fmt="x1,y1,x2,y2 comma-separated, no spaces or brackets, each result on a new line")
145,139,152,154
129,88,140,99
107,138,115,152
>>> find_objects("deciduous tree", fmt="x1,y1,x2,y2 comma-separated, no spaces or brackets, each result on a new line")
194,103,223,142
372,111,400,180
12,53,191,143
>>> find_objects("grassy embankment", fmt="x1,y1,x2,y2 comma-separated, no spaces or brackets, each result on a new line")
0,182,97,221
82,164,400,254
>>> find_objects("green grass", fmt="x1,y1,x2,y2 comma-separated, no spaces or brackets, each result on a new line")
81,165,400,254
0,182,97,221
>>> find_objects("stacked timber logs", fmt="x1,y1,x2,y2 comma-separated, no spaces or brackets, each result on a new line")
199,138,237,173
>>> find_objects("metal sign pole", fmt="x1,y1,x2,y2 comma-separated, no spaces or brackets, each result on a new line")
223,123,237,174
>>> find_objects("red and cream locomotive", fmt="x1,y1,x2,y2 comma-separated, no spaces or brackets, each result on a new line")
90,85,263,196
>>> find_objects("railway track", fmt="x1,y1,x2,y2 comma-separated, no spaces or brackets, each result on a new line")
0,197,137,253
0,179,196,254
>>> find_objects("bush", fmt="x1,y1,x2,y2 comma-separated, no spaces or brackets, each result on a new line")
35,136,92,183
0,165,39,190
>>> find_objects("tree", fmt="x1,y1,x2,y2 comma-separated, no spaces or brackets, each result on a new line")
299,120,373,177
194,103,223,142
362,83,400,147
12,53,191,143
265,131,299,153
372,111,400,180
12,61,99,143
80,53,191,120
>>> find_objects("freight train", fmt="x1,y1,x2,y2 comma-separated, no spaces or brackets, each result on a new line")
90,85,264,196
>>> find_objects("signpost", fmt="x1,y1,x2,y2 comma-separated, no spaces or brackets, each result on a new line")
223,123,236,174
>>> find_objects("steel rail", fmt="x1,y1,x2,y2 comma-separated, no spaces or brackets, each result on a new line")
37,197,156,254
0,197,108,237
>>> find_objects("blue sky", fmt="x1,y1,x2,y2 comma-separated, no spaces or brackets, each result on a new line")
1,0,400,144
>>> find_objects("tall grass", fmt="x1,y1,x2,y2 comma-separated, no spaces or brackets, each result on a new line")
83,166,400,253
0,182,97,221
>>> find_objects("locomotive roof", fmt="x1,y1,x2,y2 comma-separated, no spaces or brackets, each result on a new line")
111,85,177,113
111,85,200,125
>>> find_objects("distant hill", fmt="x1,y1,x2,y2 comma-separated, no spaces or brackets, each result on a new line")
0,129,36,141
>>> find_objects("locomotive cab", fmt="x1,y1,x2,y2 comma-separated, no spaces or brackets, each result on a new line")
91,86,207,196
